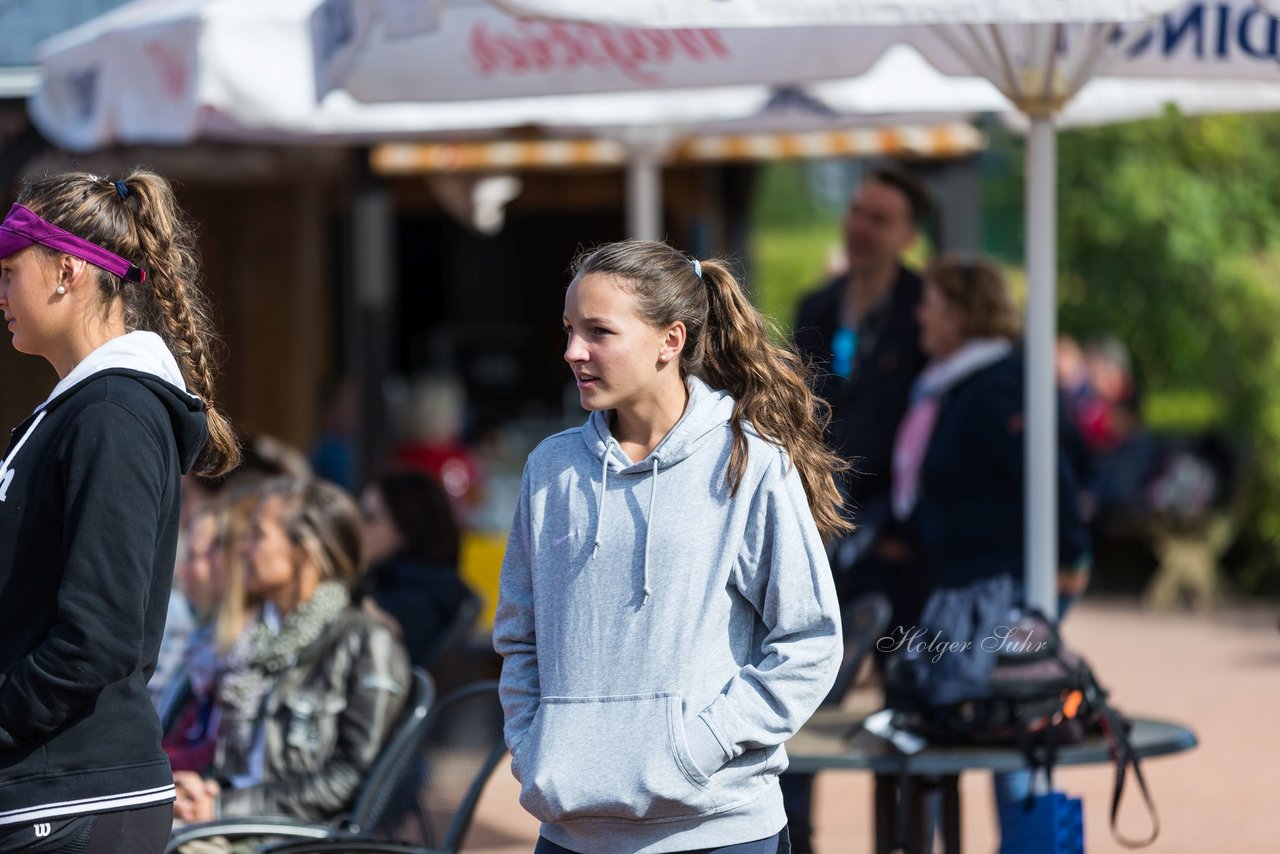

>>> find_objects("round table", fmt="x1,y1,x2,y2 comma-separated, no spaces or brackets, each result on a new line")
784,708,1197,853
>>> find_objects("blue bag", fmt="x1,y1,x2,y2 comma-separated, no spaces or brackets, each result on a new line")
998,790,1084,854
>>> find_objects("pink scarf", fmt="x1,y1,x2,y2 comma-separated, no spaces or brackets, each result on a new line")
892,398,942,521
892,339,1012,520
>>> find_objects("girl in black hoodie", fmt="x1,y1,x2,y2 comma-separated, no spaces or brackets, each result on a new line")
0,170,239,853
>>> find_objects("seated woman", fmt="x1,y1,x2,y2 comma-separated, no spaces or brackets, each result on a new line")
173,476,410,825
358,471,476,670
162,487,260,774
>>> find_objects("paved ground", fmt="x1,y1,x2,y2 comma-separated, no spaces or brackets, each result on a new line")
460,598,1280,853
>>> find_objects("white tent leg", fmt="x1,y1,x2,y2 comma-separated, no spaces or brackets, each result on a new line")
626,145,662,241
1025,116,1058,620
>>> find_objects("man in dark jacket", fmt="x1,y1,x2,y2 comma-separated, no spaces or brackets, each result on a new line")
794,166,932,602
785,167,932,854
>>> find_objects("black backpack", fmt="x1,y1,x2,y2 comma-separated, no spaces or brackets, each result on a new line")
883,609,1160,848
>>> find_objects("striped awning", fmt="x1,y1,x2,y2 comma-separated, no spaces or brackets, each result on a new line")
371,123,983,175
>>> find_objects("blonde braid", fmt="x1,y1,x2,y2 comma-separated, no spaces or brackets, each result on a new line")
123,170,239,476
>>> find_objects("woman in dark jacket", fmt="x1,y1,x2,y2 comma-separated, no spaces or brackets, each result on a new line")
0,170,239,852
889,256,1090,845
172,477,410,829
892,257,1090,603
358,471,476,670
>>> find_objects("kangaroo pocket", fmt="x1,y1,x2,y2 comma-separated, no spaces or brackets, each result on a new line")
517,693,717,823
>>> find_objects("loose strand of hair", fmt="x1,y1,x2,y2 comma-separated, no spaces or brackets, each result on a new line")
124,170,240,476
698,261,852,541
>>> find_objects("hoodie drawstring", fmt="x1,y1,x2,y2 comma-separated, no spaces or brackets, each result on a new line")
591,439,660,606
0,410,47,486
592,438,618,560
641,454,660,605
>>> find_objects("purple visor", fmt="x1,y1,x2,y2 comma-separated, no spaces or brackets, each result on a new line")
0,203,146,283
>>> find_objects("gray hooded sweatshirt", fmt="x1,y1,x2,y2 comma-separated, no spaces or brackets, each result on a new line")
493,376,842,853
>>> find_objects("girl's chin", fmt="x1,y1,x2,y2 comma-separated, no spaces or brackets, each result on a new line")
577,389,613,412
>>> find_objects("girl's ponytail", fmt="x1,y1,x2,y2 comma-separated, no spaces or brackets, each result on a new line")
698,260,851,540
120,171,239,476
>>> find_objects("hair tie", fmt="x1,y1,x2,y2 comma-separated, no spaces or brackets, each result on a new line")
114,180,130,201
692,258,702,279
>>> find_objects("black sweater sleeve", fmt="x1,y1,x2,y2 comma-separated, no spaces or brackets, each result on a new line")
0,401,168,748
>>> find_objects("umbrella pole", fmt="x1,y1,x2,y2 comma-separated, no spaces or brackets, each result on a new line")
1025,115,1058,620
625,143,662,241
351,156,397,485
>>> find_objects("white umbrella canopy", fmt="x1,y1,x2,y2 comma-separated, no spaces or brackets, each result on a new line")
41,0,1274,146
328,0,1164,104
807,41,1280,129
330,2,1280,116
493,0,1192,26
322,0,1280,122
475,0,1280,618
322,0,921,102
30,0,998,151
31,0,328,150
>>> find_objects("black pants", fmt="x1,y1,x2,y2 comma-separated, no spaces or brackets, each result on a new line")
0,802,173,853
535,825,790,854
778,775,816,854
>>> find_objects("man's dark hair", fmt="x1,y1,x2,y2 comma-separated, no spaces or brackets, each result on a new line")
866,165,933,228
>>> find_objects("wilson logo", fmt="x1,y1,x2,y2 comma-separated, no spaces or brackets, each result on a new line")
33,823,51,838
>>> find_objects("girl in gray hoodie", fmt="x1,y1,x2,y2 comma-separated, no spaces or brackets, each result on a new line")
494,240,850,854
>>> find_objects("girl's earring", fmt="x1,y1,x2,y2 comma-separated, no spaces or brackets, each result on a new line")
56,285,66,295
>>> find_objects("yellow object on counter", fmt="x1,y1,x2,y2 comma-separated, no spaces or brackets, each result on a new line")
459,529,510,630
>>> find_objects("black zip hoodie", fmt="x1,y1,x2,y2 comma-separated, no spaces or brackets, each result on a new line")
0,340,207,826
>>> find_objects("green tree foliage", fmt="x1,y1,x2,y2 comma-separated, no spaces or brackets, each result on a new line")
749,161,844,329
992,109,1280,594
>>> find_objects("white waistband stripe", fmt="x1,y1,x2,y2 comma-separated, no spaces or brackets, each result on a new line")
0,785,175,826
